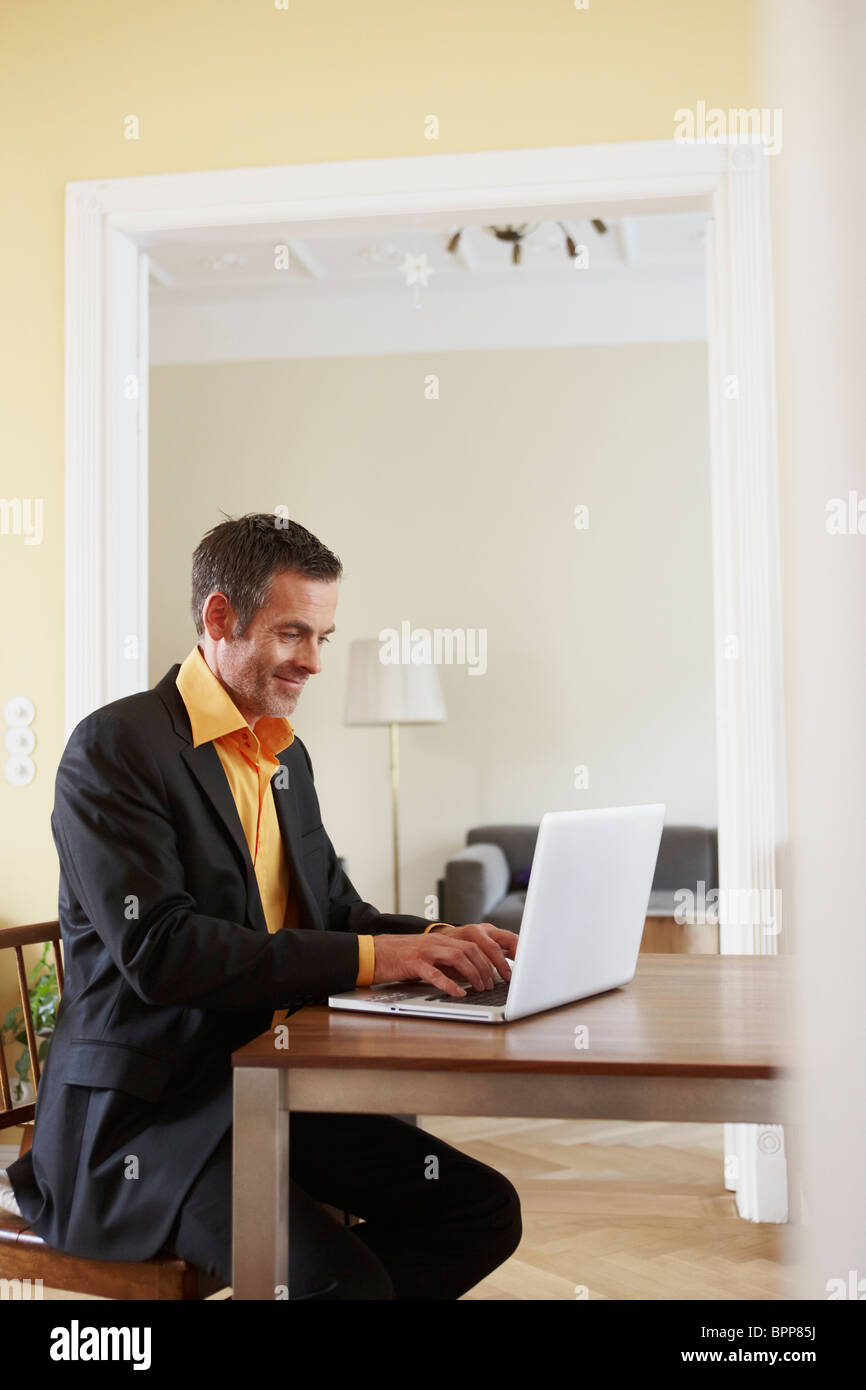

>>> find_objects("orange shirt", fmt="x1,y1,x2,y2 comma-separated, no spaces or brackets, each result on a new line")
176,644,448,1027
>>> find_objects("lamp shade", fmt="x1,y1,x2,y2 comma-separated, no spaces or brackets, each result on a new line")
343,638,447,726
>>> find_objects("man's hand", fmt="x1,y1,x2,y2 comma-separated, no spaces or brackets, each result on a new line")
371,923,518,998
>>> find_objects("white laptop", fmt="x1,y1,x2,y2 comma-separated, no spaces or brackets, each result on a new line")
328,803,665,1024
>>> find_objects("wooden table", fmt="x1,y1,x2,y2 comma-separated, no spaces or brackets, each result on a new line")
231,953,793,1299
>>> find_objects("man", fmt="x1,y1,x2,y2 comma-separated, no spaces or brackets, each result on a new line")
6,511,522,1299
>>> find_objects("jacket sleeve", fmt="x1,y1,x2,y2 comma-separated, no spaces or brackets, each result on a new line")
294,736,444,938
50,711,362,1010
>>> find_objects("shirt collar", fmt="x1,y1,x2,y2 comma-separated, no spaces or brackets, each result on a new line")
175,644,295,755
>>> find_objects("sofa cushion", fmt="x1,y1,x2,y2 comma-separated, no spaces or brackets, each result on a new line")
483,891,527,933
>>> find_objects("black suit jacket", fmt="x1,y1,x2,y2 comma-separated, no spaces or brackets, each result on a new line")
7,662,434,1262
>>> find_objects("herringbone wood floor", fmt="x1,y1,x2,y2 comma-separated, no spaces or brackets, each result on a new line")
421,1116,800,1300
34,1119,798,1300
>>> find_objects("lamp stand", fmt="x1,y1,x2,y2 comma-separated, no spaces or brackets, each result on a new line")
389,721,401,914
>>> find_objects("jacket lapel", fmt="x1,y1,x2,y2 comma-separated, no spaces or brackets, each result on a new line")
181,739,267,931
272,755,325,932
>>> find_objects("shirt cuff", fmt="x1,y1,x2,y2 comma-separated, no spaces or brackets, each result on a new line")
355,934,376,986
423,921,452,933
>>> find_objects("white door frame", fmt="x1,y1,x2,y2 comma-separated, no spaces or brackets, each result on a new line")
65,139,788,1221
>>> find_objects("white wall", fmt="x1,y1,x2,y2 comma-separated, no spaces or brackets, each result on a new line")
760,0,866,1298
149,342,714,916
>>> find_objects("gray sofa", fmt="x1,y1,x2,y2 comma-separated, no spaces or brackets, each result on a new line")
436,823,719,930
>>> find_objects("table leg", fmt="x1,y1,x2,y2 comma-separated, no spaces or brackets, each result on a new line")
232,1068,289,1299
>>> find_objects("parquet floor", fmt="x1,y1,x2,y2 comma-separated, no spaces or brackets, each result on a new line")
31,1118,800,1301
420,1116,801,1300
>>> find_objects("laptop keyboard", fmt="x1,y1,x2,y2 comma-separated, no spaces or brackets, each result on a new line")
425,980,510,1007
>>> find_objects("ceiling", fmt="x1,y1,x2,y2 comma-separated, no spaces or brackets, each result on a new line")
146,210,709,363
148,212,707,303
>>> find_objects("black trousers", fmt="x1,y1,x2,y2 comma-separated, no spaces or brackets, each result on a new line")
164,1112,522,1299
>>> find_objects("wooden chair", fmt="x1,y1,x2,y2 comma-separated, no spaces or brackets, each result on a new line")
0,920,226,1299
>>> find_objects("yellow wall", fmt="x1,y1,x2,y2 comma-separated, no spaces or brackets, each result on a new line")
0,0,757,1138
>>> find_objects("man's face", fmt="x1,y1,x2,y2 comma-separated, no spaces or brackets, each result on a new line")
201,569,338,728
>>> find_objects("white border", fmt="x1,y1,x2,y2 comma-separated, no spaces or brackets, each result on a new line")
65,139,787,1221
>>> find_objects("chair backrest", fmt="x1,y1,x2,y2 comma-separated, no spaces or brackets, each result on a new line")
0,921,64,1133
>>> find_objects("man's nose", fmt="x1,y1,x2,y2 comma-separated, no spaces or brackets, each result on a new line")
299,638,322,674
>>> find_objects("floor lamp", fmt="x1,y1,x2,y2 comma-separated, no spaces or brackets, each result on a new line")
344,638,446,914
